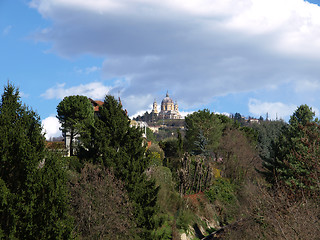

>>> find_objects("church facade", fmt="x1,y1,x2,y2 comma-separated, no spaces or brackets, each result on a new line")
152,92,182,119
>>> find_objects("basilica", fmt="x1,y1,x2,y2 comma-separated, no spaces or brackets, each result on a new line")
152,92,182,119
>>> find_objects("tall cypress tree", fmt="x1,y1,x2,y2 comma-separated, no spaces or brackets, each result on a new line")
0,83,73,239
79,95,158,239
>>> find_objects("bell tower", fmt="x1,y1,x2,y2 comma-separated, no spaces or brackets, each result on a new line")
153,99,158,114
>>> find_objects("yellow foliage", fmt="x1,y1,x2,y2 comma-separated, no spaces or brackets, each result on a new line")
212,167,221,178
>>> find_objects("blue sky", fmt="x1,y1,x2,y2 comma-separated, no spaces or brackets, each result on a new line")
1,0,320,139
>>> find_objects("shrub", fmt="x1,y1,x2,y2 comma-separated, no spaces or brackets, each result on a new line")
205,178,237,205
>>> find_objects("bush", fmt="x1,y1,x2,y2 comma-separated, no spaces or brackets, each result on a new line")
205,178,237,205
66,156,83,173
176,209,196,232
148,143,165,160
205,178,239,224
148,151,163,167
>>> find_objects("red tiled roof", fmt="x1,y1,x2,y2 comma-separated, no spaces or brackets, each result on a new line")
89,98,104,112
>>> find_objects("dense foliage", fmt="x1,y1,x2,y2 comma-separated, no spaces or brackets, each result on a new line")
57,95,94,156
185,109,223,156
78,95,158,239
0,83,73,239
263,105,320,196
2,81,319,239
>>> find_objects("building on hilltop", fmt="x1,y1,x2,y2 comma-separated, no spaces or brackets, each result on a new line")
152,91,182,119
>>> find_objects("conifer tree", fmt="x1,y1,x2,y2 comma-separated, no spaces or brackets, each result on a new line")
263,104,320,196
79,95,158,239
185,109,223,156
57,95,94,156
0,83,73,239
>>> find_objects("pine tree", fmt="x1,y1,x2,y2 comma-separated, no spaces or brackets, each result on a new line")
263,105,320,196
57,95,94,156
0,83,73,239
185,109,223,156
79,95,158,239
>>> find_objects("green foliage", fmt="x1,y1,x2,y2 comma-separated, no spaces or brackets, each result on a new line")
79,95,159,239
185,109,223,156
205,178,238,223
57,95,94,156
152,213,173,240
160,138,180,158
148,151,163,167
263,105,320,196
251,120,287,160
146,127,157,142
176,209,196,232
65,156,83,173
205,178,237,205
289,104,315,126
148,143,165,160
0,83,73,239
35,154,74,239
239,126,258,145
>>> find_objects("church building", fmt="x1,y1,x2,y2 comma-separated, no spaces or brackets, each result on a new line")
152,92,182,119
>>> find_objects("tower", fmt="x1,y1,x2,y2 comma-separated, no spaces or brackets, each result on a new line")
152,99,158,114
174,101,178,111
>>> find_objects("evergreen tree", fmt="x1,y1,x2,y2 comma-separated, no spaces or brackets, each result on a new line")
0,83,73,239
263,105,320,196
185,109,223,156
251,120,287,160
79,95,158,239
57,95,94,156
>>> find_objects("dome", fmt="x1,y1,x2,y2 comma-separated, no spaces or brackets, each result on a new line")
161,92,173,105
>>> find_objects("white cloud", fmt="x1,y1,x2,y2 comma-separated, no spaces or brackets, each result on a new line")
41,82,112,100
214,112,232,118
42,115,61,140
130,109,149,119
248,99,297,120
123,94,154,117
29,0,320,57
30,0,320,114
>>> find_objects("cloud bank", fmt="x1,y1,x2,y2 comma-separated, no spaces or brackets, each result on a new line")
31,0,320,115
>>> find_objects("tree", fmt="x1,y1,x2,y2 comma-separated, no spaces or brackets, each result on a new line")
251,120,287,160
0,83,73,239
57,95,94,156
79,95,158,239
185,109,223,156
263,105,320,196
69,164,135,239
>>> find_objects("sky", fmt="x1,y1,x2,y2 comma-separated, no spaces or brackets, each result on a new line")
2,0,320,140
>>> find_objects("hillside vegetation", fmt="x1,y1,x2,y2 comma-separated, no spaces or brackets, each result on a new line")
1,83,319,239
